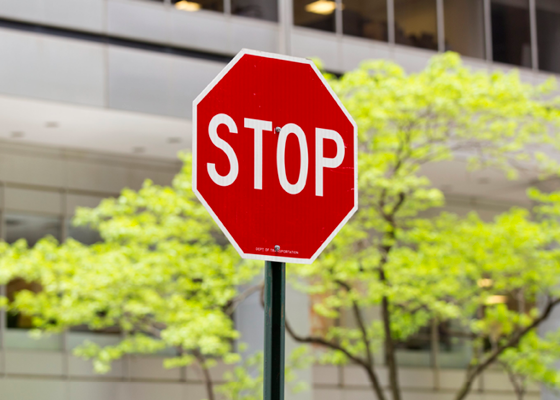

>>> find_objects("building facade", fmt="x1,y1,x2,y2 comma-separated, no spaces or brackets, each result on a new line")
0,0,558,399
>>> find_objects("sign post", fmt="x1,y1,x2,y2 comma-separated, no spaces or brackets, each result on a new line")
193,49,357,400
264,261,285,400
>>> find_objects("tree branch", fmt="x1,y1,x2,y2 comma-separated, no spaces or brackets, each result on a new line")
284,319,366,368
455,297,560,400
335,280,374,368
378,194,404,400
259,282,387,400
194,351,215,400
501,361,526,400
224,281,264,315
284,319,387,400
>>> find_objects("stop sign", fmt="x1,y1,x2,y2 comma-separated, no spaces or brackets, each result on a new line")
193,49,357,264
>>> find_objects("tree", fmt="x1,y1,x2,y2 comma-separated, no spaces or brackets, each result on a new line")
286,52,560,400
0,155,261,400
3,52,560,400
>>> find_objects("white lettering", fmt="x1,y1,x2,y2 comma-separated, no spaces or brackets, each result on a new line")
207,114,239,187
244,118,272,190
315,128,345,196
277,124,309,195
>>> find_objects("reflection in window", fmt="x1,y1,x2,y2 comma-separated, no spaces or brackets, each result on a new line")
5,213,62,246
5,213,61,329
432,320,471,368
491,0,531,67
172,0,223,13
67,223,102,245
394,0,438,50
443,0,485,59
70,323,122,335
342,0,387,41
294,0,336,33
394,323,432,367
395,320,472,368
232,0,278,20
6,279,42,329
396,325,432,350
536,0,560,73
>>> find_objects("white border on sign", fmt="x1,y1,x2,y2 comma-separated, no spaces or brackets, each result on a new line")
192,48,358,265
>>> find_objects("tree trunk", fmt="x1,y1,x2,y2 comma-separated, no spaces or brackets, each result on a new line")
364,364,388,400
455,376,475,400
196,354,215,400
377,194,405,400
382,295,401,400
502,362,526,400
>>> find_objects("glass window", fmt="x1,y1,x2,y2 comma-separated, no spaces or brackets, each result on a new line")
491,0,531,67
67,223,102,245
5,213,62,246
342,0,387,41
536,0,560,74
172,0,223,13
395,0,438,50
294,0,337,33
395,323,432,367
5,213,61,329
6,279,42,329
232,0,278,20
437,320,472,368
395,320,473,368
443,0,485,59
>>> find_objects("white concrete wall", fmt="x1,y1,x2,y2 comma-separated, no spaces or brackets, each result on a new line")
314,364,540,400
0,0,106,33
0,0,555,122
0,357,542,400
0,140,541,400
0,26,228,119
0,1,556,399
0,140,179,197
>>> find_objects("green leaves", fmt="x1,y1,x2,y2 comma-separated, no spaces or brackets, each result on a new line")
2,52,560,399
0,153,260,375
295,52,560,397
501,331,560,390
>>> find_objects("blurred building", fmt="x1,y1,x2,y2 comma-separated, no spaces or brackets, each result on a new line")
0,0,558,399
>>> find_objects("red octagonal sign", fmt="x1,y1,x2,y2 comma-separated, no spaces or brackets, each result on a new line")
193,49,357,264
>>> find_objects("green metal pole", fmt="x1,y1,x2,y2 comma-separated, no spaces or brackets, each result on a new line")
264,261,285,400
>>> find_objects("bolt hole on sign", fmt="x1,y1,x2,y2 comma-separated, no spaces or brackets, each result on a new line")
193,49,357,264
